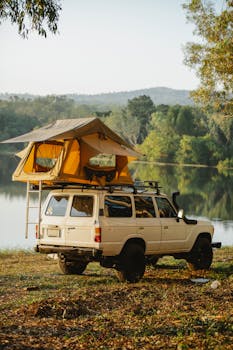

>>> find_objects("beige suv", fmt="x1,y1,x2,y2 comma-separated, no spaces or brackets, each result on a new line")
35,182,220,282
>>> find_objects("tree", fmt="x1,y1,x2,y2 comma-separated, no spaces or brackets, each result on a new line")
127,95,155,143
0,0,61,37
105,107,140,146
183,0,233,115
140,110,180,162
176,134,218,165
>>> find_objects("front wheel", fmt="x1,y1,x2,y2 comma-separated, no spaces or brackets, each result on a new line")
187,237,213,270
58,257,88,275
116,243,145,283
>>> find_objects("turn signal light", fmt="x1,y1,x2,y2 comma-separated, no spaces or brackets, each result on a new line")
94,227,102,243
35,224,39,239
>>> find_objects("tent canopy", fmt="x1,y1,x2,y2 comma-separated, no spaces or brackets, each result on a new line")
2,117,140,186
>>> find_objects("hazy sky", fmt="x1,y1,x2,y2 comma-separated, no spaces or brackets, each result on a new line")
1,0,200,95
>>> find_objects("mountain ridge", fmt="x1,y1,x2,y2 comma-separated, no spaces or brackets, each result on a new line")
0,87,193,106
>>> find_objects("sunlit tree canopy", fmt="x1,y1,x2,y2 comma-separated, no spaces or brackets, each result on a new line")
0,0,62,37
183,0,233,115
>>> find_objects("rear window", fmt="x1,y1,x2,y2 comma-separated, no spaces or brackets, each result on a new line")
45,196,69,216
70,196,94,217
104,195,132,217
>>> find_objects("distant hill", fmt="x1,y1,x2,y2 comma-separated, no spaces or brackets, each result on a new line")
0,87,193,106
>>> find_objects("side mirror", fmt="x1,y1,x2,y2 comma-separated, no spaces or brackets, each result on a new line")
177,209,184,222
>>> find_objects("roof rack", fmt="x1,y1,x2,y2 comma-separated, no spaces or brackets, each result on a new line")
32,180,162,195
134,180,162,195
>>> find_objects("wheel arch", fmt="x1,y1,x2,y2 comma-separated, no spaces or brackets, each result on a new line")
121,237,146,254
196,232,212,242
191,232,212,250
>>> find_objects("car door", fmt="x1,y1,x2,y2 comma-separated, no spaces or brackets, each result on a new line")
100,194,135,255
134,195,161,253
155,196,187,252
41,194,69,246
65,194,96,247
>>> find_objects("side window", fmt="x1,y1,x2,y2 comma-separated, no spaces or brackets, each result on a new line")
135,196,156,218
70,196,93,217
155,197,177,218
104,195,132,217
45,196,69,216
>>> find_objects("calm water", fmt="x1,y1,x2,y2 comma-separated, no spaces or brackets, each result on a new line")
0,155,232,249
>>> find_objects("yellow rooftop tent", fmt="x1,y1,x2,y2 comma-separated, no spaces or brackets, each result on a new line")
2,117,140,186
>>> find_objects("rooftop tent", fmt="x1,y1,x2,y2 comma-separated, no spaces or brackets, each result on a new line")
2,117,140,186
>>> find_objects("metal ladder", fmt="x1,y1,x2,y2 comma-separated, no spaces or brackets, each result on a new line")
25,181,42,239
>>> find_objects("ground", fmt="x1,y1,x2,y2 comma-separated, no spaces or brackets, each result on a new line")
0,248,232,349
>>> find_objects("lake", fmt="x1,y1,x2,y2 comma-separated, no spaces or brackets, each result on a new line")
0,154,232,249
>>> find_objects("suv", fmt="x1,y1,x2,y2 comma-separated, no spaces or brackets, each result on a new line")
35,182,220,282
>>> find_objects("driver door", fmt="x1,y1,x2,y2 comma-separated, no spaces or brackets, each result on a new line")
155,197,187,252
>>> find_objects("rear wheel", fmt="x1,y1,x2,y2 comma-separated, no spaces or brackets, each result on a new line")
58,257,88,275
187,237,213,270
116,243,145,283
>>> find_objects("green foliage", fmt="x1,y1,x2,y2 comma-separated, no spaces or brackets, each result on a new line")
105,95,155,145
176,135,217,165
1,95,233,167
0,96,112,152
127,95,155,143
217,158,233,176
105,107,141,146
140,103,233,166
0,103,38,152
0,0,61,38
183,0,233,115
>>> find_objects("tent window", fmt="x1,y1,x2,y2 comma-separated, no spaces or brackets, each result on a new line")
36,157,57,170
35,142,63,172
89,154,115,166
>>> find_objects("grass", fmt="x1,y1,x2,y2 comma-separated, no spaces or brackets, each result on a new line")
0,248,232,349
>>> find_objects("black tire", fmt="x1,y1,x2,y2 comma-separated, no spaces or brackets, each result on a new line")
58,258,88,275
187,237,213,270
116,243,145,283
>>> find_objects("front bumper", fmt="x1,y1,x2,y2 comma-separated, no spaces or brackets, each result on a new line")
211,242,222,248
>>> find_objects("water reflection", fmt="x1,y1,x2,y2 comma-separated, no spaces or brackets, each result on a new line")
131,162,233,221
130,162,233,246
0,155,232,247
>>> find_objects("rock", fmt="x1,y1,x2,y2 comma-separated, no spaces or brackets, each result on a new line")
210,280,221,289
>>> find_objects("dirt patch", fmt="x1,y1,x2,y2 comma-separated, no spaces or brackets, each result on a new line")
27,298,93,319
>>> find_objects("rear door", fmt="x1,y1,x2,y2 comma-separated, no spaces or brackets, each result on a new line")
65,194,96,248
41,194,69,246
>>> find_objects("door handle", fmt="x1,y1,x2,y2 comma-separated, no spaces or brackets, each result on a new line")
163,226,168,229
68,227,76,230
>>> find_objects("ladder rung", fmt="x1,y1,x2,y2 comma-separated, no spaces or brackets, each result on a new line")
26,181,42,239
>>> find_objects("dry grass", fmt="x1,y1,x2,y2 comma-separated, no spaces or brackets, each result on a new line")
0,248,232,349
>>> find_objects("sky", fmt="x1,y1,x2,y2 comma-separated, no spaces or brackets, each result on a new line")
0,0,200,95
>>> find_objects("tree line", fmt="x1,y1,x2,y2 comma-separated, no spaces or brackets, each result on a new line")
0,95,233,170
